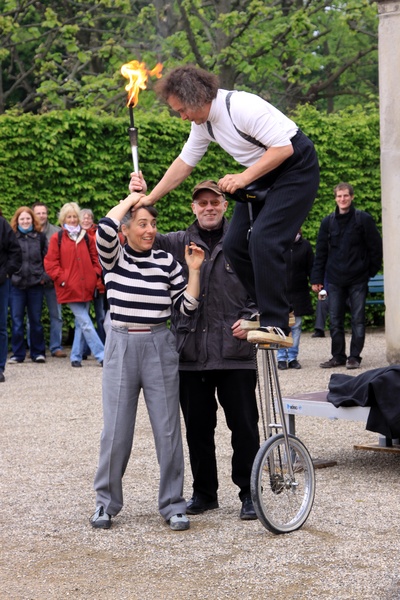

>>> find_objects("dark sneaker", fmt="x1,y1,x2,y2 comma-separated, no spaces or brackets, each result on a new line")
247,327,293,348
0,371,4,383
169,513,190,531
90,505,112,529
186,495,219,515
288,360,302,369
240,496,257,521
71,361,82,368
320,358,346,369
346,357,361,369
277,361,288,370
311,330,325,338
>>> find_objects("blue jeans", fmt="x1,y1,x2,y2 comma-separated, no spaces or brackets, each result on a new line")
68,302,104,363
10,284,46,360
0,279,10,371
81,295,106,356
44,287,64,354
277,316,302,363
329,281,368,362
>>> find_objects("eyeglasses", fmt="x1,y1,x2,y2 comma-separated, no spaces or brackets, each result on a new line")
193,199,225,208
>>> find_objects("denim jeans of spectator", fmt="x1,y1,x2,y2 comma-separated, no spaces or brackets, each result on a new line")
44,286,64,354
10,284,46,360
329,281,368,362
81,294,106,357
277,316,302,363
0,278,10,371
68,301,104,363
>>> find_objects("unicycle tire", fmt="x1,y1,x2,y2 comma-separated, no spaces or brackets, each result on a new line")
250,433,315,534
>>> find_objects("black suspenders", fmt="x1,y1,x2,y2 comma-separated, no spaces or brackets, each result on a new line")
206,91,266,149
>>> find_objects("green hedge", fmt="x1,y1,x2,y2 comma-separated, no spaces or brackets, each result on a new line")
0,104,383,332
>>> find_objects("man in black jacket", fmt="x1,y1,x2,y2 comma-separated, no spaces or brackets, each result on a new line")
0,211,23,382
131,176,260,520
311,183,382,369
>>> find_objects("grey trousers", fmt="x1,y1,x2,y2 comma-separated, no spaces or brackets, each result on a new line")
93,324,186,521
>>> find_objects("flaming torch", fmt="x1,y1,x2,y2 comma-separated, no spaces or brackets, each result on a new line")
120,60,163,173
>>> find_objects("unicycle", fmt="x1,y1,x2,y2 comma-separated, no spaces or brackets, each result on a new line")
250,343,315,534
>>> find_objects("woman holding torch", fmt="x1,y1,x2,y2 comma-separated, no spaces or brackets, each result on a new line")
91,193,204,531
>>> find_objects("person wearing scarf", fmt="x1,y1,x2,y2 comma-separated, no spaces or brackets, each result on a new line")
44,202,104,367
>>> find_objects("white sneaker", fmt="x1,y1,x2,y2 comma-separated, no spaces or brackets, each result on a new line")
8,356,24,364
241,312,295,331
169,513,190,531
247,327,293,348
33,355,46,363
90,505,112,529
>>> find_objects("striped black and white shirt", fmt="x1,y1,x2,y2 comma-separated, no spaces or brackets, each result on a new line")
96,217,199,327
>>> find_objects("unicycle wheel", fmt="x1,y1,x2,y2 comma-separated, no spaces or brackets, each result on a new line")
250,433,315,534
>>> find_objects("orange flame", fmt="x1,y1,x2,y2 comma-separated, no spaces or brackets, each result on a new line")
120,60,163,107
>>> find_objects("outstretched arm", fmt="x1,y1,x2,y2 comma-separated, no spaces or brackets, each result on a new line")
129,157,193,208
218,145,293,194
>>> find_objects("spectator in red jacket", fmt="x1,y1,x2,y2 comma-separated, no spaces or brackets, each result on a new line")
44,202,104,368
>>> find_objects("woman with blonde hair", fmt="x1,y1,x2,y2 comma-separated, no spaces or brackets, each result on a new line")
9,206,48,363
44,202,104,367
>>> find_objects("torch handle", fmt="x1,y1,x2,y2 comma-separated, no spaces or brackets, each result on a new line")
128,127,139,173
131,147,139,174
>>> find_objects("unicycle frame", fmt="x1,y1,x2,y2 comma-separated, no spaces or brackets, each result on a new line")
251,341,315,533
257,342,294,470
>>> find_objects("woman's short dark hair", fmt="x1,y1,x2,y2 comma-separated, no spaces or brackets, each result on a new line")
121,205,158,226
155,65,219,109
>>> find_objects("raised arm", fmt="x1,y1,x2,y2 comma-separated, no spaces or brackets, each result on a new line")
184,242,204,300
105,193,145,221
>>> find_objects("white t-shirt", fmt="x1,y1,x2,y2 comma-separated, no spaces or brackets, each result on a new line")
179,89,298,168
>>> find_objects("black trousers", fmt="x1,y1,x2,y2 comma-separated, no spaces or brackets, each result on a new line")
329,281,368,362
223,131,320,333
179,369,259,502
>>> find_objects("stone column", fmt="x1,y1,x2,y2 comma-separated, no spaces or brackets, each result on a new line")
377,0,400,363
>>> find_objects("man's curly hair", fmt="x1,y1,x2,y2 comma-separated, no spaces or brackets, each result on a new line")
155,65,219,109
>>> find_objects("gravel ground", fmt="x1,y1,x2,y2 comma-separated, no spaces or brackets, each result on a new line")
1,329,400,600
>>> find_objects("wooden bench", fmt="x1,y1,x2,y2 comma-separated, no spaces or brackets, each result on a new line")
366,274,384,305
282,390,400,454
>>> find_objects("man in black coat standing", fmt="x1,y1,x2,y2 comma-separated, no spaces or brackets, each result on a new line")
311,183,382,369
0,211,23,382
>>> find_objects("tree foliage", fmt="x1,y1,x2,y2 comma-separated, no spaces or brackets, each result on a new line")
0,0,378,115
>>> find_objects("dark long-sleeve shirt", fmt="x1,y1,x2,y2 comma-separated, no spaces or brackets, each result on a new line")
311,205,382,286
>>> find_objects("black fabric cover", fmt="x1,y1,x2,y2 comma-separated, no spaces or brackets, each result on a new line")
327,366,400,439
